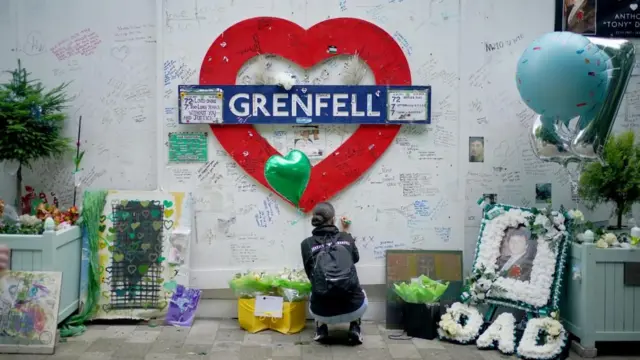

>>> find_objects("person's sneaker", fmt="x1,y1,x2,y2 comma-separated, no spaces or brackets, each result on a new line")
348,320,363,345
313,323,329,343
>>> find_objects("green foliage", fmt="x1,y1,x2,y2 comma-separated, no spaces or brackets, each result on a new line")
0,222,44,235
578,131,640,228
0,60,72,167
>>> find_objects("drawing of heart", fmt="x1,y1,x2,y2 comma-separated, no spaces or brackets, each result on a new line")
199,17,411,212
631,3,638,11
128,265,137,274
102,304,111,313
164,220,174,230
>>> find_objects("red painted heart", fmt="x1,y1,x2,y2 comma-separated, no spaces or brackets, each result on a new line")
200,17,411,212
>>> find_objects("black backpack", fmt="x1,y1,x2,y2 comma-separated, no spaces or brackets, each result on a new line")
312,234,355,296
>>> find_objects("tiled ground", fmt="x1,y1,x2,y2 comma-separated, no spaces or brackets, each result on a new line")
6,320,639,360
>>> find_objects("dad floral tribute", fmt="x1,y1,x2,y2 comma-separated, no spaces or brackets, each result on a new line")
438,201,576,360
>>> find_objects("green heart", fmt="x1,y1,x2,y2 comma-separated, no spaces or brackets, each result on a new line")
150,209,161,218
264,150,311,206
163,200,173,208
138,264,149,275
98,225,106,233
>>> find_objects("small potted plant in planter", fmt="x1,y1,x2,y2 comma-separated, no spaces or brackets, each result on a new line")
0,60,72,208
0,61,82,323
578,130,640,231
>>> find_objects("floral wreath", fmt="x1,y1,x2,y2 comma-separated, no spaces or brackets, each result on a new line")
517,317,568,360
476,312,517,355
465,202,572,315
437,302,484,344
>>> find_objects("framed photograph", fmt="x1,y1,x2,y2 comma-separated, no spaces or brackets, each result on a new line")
469,136,484,163
471,204,570,313
289,125,325,159
556,0,640,38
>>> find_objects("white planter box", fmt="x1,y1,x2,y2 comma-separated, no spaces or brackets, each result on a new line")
560,242,640,357
0,226,82,324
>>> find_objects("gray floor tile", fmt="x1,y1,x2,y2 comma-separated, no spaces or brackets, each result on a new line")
37,320,628,360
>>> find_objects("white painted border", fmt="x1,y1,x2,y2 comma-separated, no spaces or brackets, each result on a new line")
190,264,387,289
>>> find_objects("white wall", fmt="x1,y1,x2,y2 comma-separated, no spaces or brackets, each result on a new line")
1,0,637,319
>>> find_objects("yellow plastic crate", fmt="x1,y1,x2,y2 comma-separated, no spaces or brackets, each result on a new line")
237,298,307,334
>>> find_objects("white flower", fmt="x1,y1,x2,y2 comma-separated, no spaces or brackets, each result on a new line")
476,278,492,292
56,221,72,230
568,209,585,222
596,239,608,248
18,214,41,226
534,214,550,228
274,72,297,90
437,303,483,344
547,323,561,336
603,233,617,245
552,212,565,227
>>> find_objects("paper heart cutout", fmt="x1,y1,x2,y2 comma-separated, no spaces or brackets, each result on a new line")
152,221,163,231
265,150,311,206
631,3,638,11
200,17,410,211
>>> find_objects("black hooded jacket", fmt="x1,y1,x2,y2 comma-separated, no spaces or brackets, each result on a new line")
300,224,365,317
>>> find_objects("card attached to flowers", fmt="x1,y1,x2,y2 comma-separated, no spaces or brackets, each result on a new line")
469,204,571,314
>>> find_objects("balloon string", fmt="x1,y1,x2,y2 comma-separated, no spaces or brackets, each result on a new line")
565,162,583,205
289,208,305,225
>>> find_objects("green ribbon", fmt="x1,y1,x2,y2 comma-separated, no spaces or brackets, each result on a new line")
459,291,471,303
59,190,108,338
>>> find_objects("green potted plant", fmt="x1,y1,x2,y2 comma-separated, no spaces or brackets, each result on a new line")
578,131,640,230
0,60,72,210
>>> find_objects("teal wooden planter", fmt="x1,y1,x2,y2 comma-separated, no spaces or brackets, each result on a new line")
0,225,82,324
560,242,640,357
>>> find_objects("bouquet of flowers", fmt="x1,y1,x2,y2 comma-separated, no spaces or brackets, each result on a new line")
229,268,311,302
393,275,449,304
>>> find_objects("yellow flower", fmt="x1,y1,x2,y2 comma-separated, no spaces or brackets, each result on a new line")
568,209,584,222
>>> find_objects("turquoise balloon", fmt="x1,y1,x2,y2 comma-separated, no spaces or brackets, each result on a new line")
516,32,611,122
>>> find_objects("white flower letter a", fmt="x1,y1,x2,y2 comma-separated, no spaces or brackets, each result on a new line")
476,312,516,354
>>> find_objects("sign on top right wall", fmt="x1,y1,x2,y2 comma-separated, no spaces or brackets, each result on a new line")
556,0,640,38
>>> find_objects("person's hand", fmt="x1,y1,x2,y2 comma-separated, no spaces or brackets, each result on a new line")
340,216,351,231
0,245,9,271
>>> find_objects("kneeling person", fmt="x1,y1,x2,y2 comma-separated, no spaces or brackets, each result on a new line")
300,202,367,345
